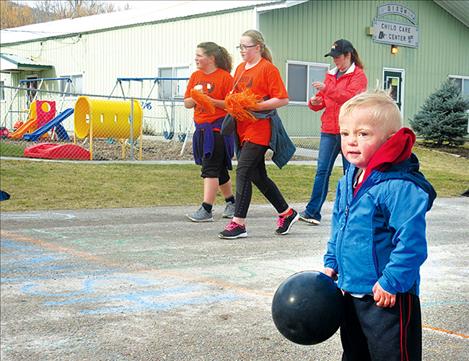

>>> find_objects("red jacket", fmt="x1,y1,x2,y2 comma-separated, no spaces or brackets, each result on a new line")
309,64,367,134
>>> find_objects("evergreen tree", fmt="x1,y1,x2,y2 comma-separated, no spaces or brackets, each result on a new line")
411,79,469,146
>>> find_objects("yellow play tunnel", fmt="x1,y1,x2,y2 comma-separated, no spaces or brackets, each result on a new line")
74,96,142,139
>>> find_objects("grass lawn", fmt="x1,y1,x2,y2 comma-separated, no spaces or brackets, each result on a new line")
0,146,467,212
0,141,26,157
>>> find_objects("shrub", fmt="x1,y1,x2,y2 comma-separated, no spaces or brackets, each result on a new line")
410,79,469,146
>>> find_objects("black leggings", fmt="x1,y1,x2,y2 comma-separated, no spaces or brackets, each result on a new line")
234,142,288,218
341,293,422,361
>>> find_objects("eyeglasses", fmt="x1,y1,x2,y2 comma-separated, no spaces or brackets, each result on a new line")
236,44,257,51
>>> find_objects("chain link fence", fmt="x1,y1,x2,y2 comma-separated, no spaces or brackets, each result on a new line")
0,83,320,162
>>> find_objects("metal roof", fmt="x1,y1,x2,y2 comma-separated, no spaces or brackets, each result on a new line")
0,0,305,45
2,1,464,45
434,0,469,27
0,53,53,72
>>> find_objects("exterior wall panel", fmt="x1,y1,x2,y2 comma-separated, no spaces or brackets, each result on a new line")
260,0,469,137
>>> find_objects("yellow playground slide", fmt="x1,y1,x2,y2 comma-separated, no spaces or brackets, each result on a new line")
8,101,38,140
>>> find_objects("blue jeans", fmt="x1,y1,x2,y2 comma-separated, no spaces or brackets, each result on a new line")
305,133,349,221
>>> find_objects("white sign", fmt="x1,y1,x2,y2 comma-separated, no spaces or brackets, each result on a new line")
378,3,417,24
373,19,419,48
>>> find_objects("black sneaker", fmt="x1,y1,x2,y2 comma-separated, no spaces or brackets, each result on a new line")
218,221,247,239
275,209,299,235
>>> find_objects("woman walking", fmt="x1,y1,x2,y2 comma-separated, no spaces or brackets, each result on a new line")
218,30,298,239
300,39,367,225
185,42,236,222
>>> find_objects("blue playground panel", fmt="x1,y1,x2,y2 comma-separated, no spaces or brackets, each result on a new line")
23,108,73,142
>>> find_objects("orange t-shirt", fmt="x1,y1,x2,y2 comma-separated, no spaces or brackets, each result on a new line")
232,58,288,146
184,68,233,124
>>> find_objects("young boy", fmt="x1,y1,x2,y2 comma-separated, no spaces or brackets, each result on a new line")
323,91,436,361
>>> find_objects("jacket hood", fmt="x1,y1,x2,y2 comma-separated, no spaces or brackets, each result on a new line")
388,153,437,210
367,127,415,177
352,128,436,210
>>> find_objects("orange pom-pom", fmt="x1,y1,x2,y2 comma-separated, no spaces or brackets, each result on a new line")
225,88,261,122
190,89,216,114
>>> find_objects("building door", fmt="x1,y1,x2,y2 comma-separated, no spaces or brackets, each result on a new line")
26,75,38,104
383,68,404,111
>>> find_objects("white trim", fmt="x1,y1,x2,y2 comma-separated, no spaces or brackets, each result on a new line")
157,63,191,71
286,60,329,105
449,75,469,133
287,60,329,67
449,74,469,95
383,67,405,115
254,8,260,30
448,74,469,80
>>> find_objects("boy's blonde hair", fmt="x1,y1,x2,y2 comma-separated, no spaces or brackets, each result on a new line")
339,90,402,133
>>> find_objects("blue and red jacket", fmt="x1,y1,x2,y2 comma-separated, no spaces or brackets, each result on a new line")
324,128,436,295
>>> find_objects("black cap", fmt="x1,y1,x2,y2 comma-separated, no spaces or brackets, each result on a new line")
324,39,354,57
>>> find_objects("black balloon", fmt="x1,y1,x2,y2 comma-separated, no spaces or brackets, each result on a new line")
271,270,344,345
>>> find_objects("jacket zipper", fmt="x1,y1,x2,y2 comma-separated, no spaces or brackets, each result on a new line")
337,196,350,276
352,172,382,279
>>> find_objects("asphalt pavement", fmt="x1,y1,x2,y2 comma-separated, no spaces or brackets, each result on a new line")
1,198,468,360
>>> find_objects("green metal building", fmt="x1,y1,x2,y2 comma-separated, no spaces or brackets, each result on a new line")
259,0,469,136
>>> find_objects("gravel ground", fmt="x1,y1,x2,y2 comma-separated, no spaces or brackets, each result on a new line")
2,137,312,161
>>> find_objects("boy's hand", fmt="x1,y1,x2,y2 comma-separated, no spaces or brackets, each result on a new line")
372,282,396,308
323,267,338,281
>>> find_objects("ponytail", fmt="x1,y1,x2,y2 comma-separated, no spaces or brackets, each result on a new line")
351,48,364,69
197,42,233,72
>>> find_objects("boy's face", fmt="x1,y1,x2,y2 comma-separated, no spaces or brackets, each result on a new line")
339,106,392,170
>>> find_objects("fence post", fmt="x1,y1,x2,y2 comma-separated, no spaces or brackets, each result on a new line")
130,97,134,161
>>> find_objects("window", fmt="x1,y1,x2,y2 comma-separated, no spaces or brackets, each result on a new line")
59,74,83,95
286,61,329,104
158,68,172,99
26,76,38,102
449,75,469,99
175,67,190,98
383,68,405,111
157,66,189,100
0,80,5,101
449,75,469,133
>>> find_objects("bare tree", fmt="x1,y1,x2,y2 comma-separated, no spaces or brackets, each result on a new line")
1,0,130,29
0,1,34,29
34,0,117,20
